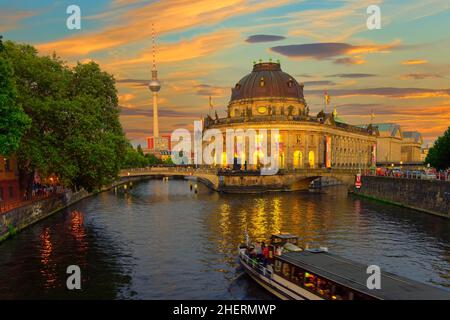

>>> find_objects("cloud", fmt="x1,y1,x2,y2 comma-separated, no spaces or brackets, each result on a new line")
401,59,428,65
306,87,450,99
245,34,286,43
400,73,442,80
36,0,290,57
303,81,336,86
270,41,398,62
120,106,197,118
105,29,240,68
327,73,377,78
195,84,229,97
333,56,365,65
0,10,36,33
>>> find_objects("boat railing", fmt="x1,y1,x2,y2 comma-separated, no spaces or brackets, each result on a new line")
239,249,273,279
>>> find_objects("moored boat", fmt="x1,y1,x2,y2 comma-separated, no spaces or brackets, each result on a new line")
238,233,450,300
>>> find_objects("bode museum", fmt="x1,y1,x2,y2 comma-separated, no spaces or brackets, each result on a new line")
203,61,378,171
203,61,423,173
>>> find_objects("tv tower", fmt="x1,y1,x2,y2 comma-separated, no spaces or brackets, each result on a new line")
149,23,161,139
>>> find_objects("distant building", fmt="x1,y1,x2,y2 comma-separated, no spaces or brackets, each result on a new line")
358,124,424,165
401,131,423,163
0,155,20,203
421,146,430,162
146,134,172,159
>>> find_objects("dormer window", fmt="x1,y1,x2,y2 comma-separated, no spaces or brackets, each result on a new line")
260,77,265,87
235,83,241,90
287,79,294,88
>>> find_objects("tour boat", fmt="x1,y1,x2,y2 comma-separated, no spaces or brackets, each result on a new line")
238,233,450,300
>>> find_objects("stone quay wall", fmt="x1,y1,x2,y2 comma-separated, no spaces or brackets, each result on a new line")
353,176,450,218
0,190,90,242
0,177,140,242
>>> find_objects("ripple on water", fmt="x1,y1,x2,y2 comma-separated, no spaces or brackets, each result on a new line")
0,180,448,299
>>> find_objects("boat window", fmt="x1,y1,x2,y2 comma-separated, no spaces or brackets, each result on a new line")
282,262,291,278
316,277,333,299
274,259,282,273
330,283,348,300
290,266,299,283
304,272,317,291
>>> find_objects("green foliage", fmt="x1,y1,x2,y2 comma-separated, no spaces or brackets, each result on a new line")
425,127,450,170
163,157,174,165
0,55,31,155
137,144,144,156
145,153,160,165
122,144,148,169
2,41,128,191
122,145,163,168
7,223,17,237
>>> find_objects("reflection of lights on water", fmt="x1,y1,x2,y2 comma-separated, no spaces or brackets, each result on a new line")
40,227,53,265
39,227,58,288
70,210,87,245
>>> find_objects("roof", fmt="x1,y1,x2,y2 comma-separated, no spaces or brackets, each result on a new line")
403,131,423,143
278,251,450,300
358,123,402,138
271,233,298,239
230,62,305,102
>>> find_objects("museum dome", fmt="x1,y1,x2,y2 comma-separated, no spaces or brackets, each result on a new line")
230,61,304,102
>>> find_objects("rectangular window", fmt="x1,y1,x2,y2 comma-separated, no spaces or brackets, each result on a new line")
8,186,14,198
281,262,291,279
303,272,317,291
5,159,11,172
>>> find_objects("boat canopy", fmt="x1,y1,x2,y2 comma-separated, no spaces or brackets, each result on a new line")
270,233,299,246
277,251,450,300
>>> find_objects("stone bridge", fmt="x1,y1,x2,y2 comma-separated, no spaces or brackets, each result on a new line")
119,167,362,193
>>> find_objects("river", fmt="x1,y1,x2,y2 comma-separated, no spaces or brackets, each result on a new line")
0,178,449,299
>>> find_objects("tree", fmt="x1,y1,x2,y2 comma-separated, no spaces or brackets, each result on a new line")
425,127,450,170
122,144,148,168
0,55,31,155
145,153,160,165
2,41,128,193
137,144,144,156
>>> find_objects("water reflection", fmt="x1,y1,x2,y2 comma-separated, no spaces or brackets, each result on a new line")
39,227,58,289
0,178,448,299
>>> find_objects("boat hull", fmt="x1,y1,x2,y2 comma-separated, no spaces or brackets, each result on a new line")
239,251,320,300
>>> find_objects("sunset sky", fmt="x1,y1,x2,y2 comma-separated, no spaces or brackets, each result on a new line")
1,0,450,146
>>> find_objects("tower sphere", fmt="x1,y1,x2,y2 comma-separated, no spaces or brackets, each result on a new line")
149,79,161,92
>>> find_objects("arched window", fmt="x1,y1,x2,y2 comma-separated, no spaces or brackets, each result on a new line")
287,78,294,88
293,151,303,169
308,151,315,168
260,77,265,87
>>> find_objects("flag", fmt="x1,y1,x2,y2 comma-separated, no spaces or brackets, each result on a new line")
209,96,213,109
324,91,330,105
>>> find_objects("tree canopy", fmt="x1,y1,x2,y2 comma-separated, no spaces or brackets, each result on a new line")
0,55,31,155
425,127,450,170
1,40,128,192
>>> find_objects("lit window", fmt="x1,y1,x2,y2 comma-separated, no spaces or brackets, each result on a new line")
260,77,265,87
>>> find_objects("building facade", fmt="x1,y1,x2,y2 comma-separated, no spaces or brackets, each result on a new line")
401,131,423,163
203,61,377,171
0,155,20,203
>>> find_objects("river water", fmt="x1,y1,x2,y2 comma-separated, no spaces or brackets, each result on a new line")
0,178,449,299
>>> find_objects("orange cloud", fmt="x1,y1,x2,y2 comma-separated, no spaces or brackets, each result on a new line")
0,10,36,32
107,30,239,68
401,59,428,65
35,0,290,57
